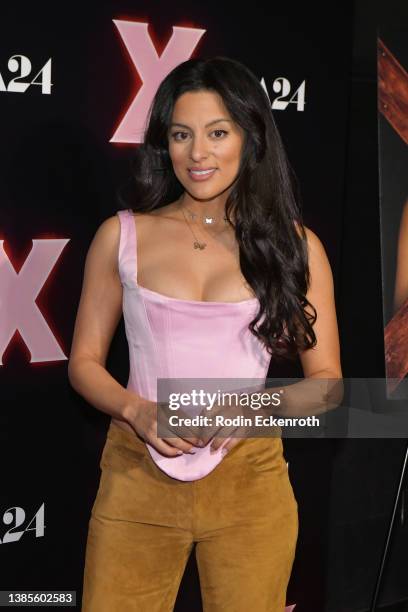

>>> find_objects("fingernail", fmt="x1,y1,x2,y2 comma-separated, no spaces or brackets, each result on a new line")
176,450,183,455
221,447,228,456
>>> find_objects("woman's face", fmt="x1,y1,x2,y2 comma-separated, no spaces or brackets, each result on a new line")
167,90,245,201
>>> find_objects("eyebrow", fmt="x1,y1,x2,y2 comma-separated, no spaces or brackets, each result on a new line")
169,118,233,129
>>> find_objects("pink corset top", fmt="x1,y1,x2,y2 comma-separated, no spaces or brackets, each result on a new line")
116,208,271,481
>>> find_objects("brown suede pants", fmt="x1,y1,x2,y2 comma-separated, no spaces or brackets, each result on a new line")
81,421,298,612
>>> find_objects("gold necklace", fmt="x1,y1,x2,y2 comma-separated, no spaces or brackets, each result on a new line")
180,206,208,250
178,197,232,251
184,206,228,226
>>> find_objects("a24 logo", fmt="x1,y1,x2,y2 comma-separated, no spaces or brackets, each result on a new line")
0,503,45,543
0,55,52,94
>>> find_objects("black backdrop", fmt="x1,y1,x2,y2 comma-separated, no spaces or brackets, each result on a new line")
1,2,408,611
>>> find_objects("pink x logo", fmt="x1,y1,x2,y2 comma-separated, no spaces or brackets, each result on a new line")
110,21,206,143
0,239,69,364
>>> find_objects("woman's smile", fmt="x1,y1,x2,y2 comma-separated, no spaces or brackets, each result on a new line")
188,168,218,181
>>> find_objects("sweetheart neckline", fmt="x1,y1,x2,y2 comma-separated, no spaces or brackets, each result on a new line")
135,283,258,306
124,209,258,307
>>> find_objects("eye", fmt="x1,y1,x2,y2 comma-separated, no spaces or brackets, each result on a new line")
170,131,190,141
211,129,228,138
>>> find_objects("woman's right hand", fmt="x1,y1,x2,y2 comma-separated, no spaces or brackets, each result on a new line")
125,396,203,457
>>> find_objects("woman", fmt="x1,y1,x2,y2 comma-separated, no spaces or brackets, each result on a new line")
68,56,341,611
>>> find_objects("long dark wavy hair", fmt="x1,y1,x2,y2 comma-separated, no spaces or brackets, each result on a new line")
118,56,317,360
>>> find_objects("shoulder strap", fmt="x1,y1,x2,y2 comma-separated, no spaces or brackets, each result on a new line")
116,208,137,287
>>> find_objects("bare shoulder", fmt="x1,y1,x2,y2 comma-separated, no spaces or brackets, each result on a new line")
304,227,328,259
294,222,332,288
91,209,154,245
85,214,122,275
294,221,327,256
92,214,121,249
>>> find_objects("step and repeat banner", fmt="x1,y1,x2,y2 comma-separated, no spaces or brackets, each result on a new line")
379,28,408,399
0,3,352,610
376,27,408,610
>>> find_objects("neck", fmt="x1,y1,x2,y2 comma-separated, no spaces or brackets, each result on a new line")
177,192,234,224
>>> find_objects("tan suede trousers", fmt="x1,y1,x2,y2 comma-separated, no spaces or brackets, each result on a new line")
81,421,298,612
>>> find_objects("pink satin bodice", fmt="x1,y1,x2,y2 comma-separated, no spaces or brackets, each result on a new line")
116,208,271,481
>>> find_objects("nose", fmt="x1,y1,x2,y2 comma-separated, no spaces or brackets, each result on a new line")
189,133,210,162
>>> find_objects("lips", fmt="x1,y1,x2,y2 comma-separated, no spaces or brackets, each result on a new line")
188,166,214,170
189,167,216,172
188,168,217,181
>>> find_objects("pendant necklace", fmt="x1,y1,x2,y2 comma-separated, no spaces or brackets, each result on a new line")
179,206,229,250
180,206,208,250
184,207,229,226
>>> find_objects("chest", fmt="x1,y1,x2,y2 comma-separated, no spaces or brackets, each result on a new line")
136,221,253,303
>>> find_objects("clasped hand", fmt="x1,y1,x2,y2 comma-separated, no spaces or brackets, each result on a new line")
157,392,277,454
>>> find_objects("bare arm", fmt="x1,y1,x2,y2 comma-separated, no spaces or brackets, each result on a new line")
68,215,135,421
394,198,408,314
298,227,342,379
68,215,198,456
259,226,343,417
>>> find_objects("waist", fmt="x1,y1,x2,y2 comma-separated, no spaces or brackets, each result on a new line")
108,419,283,468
